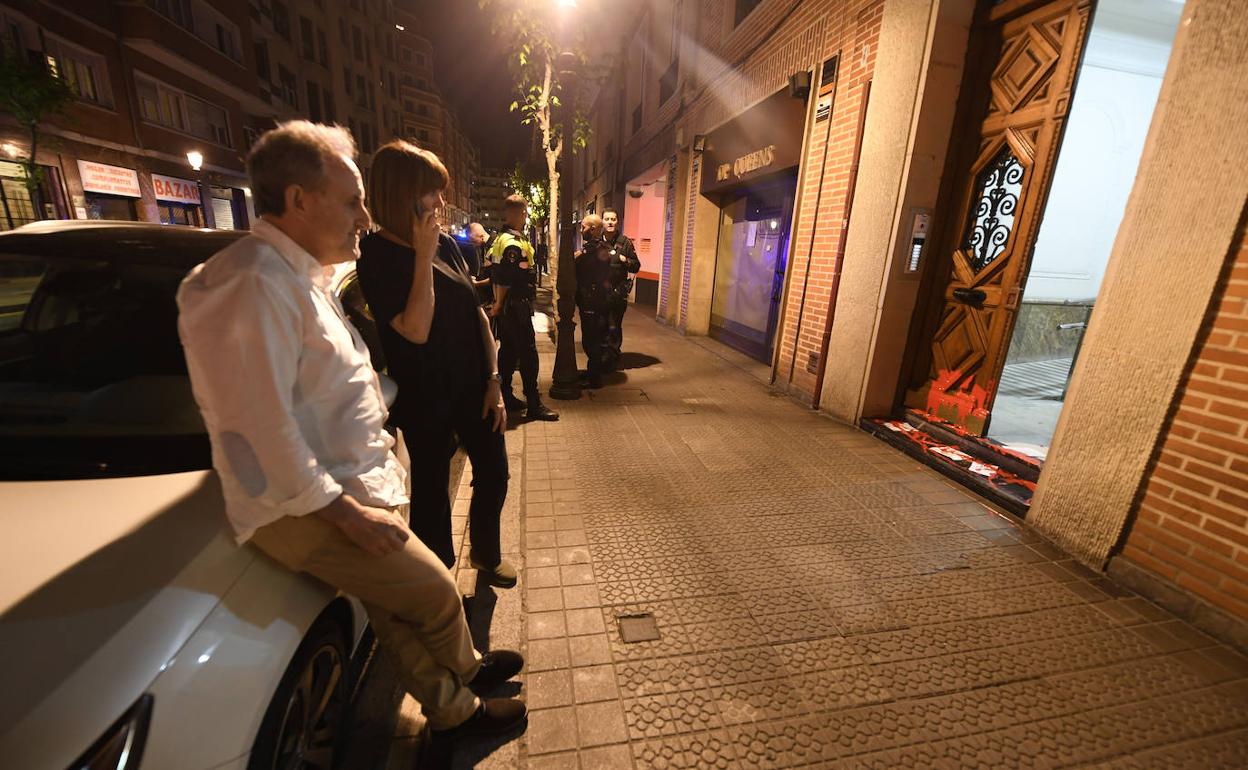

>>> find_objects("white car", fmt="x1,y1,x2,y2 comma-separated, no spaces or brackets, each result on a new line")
0,221,392,770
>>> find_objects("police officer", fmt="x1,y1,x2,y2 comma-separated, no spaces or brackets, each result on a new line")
575,214,613,389
601,207,640,373
488,194,559,421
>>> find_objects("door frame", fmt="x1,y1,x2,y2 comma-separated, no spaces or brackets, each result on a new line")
896,0,1097,432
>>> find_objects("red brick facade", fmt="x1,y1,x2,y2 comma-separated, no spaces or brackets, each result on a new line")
1121,224,1248,621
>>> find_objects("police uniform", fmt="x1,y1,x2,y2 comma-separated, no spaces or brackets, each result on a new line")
603,231,640,373
488,227,558,419
575,236,614,387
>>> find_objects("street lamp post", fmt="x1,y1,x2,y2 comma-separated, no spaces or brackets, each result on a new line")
186,150,206,228
548,24,581,399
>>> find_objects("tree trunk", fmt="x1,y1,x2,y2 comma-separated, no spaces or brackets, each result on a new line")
27,122,45,221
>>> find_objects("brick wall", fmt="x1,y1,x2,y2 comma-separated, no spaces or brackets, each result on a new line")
1120,225,1248,620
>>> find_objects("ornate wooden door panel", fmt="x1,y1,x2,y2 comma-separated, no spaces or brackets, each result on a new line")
904,0,1093,434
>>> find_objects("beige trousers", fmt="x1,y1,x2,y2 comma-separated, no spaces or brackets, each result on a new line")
250,507,482,729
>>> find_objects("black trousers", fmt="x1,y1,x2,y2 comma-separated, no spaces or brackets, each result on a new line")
498,296,540,399
578,301,609,379
401,391,509,569
604,296,627,372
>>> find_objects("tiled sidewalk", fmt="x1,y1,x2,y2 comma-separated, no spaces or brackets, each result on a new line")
451,307,1248,769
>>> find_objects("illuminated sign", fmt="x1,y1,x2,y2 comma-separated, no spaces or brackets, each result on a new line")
152,173,202,205
78,160,141,198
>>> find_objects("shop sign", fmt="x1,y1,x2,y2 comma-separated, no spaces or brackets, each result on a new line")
152,173,202,205
77,160,141,198
715,145,777,183
700,87,807,195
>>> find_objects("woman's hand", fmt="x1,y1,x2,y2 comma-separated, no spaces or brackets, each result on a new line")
412,209,439,265
483,378,506,433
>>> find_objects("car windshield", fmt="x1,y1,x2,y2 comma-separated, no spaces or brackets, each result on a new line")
0,250,208,480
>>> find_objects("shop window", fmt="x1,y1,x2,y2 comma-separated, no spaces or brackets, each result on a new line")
734,0,762,27
157,202,202,227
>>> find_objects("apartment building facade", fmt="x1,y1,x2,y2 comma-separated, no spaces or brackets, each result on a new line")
0,0,479,232
572,0,1248,647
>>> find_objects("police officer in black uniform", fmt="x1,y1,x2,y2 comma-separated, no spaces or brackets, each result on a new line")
601,207,640,373
575,214,614,389
489,194,559,421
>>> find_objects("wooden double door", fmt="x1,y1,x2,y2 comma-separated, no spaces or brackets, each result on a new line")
904,0,1094,434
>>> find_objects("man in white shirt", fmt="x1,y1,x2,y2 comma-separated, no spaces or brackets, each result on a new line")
177,121,526,741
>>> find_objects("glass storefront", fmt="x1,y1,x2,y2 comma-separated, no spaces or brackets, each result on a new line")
157,202,203,226
709,174,796,362
1,161,66,230
84,193,138,221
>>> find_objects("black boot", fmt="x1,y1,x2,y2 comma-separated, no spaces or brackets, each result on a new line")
526,397,560,421
502,390,526,413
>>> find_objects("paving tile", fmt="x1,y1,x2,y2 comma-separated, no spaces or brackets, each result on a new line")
577,743,635,770
568,634,613,667
527,638,571,672
527,587,565,613
572,664,619,703
562,583,602,610
526,706,578,755
560,564,596,585
529,611,567,640
575,701,628,747
566,607,607,636
632,728,740,769
526,669,574,709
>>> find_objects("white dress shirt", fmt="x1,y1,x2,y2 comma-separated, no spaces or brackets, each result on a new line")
177,219,408,543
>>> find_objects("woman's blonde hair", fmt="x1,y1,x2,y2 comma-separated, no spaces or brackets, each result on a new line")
581,213,604,238
368,140,450,236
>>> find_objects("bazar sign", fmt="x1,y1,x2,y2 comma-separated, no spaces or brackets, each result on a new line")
77,160,141,198
152,173,201,205
716,145,777,182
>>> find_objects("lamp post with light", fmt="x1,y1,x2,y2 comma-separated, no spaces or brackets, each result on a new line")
186,150,207,228
549,0,582,400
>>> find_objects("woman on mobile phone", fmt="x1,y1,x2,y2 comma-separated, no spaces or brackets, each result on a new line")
355,140,516,587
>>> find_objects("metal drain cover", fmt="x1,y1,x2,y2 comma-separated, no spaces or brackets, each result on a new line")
618,613,660,643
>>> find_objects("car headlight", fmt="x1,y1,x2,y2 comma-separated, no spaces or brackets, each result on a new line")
69,694,153,770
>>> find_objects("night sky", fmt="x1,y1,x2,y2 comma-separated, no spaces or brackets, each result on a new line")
407,0,533,171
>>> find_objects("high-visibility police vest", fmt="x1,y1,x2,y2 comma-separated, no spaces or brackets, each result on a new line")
486,230,534,266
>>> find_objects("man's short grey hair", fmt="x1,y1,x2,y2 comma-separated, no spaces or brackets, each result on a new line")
247,121,357,217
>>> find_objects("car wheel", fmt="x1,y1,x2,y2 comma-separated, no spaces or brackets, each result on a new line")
248,614,348,770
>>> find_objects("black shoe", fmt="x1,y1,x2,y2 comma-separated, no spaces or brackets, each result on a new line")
503,392,526,413
527,400,560,421
432,698,527,740
468,649,525,694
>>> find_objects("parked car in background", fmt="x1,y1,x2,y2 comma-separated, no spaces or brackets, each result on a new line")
0,221,391,770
